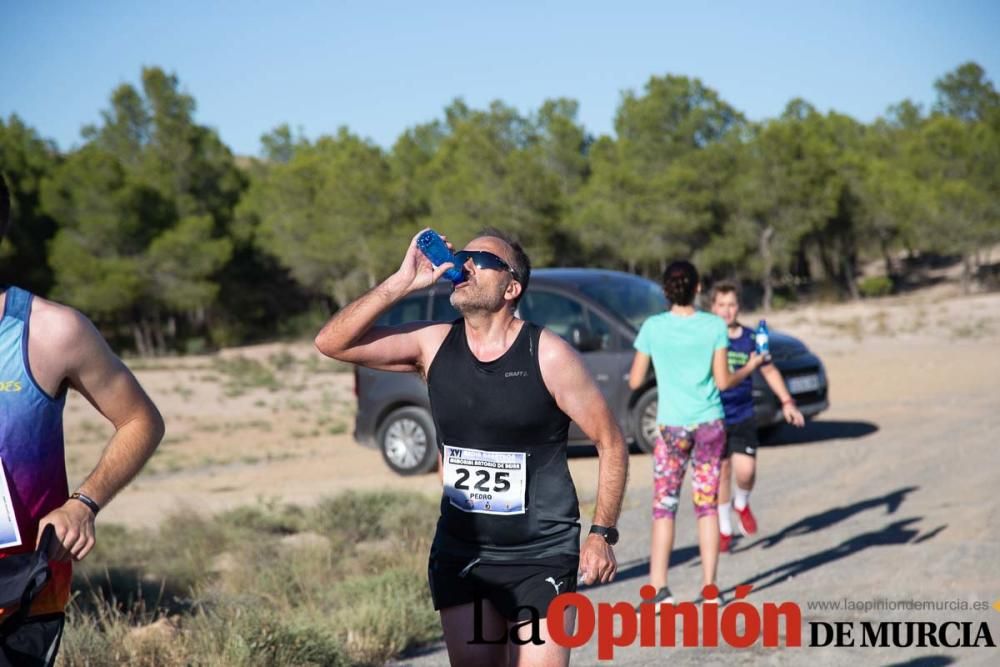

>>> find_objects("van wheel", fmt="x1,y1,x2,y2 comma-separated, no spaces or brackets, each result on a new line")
631,389,659,454
378,406,438,475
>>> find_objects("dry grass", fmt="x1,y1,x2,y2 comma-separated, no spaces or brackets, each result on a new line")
59,491,440,667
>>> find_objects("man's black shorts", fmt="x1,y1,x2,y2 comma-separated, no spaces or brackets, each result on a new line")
428,554,579,622
724,418,759,458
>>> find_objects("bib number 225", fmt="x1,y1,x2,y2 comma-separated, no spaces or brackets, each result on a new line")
453,468,511,493
443,446,526,515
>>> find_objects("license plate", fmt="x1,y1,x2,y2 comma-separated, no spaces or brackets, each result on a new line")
788,374,820,394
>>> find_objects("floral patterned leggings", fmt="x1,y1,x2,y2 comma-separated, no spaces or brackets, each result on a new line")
652,419,726,520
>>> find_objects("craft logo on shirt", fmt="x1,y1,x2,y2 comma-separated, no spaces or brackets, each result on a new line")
505,370,529,378
0,381,23,393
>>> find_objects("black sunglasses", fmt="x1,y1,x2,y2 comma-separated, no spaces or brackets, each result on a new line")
454,250,520,281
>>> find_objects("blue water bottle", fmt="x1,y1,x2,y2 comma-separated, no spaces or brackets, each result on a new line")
416,229,465,284
755,319,770,357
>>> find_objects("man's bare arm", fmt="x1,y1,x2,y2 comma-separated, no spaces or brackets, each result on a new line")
315,275,434,372
538,330,627,583
314,230,454,373
68,316,164,507
540,332,628,526
38,307,164,561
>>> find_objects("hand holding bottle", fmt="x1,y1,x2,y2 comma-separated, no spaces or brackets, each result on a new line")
416,229,465,284
395,229,458,292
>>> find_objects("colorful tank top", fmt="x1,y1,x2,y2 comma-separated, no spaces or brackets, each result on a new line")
0,286,71,618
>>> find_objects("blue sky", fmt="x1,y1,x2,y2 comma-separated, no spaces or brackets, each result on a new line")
5,1,999,156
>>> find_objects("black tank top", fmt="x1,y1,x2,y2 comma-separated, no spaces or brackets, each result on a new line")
427,319,580,561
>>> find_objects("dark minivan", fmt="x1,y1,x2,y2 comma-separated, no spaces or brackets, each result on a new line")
353,269,829,475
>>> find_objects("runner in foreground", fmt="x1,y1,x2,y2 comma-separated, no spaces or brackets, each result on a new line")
315,228,628,666
0,174,165,666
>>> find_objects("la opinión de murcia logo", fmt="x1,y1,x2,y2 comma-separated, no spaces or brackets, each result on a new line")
469,586,998,660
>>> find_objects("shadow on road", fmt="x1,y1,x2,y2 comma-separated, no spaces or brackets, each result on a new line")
761,419,879,447
613,545,701,586
609,486,941,594
734,486,919,552
726,517,947,597
885,657,956,667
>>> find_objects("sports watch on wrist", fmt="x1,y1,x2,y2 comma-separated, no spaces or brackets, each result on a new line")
589,524,619,545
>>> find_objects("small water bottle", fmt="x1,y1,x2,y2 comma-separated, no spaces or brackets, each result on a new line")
416,229,465,284
755,319,770,357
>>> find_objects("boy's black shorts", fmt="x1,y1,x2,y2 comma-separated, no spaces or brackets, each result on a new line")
428,554,579,621
724,418,760,458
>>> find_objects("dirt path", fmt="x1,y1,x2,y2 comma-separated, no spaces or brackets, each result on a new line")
66,288,1000,665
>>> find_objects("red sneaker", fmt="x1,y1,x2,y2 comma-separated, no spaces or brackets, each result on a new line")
719,532,732,553
736,504,758,536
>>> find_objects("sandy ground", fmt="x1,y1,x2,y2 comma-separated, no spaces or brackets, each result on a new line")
65,285,1000,665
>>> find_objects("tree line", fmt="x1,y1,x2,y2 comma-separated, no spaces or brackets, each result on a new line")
1,63,998,355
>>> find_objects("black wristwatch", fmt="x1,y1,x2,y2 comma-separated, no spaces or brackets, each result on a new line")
589,524,619,546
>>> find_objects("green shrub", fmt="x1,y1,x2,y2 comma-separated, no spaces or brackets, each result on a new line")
218,502,307,536
858,275,893,298
185,604,348,667
185,337,209,355
331,569,439,665
311,491,437,544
